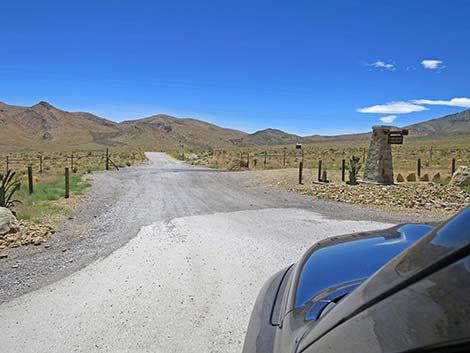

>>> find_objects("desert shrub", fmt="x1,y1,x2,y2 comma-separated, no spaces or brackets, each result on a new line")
0,171,22,209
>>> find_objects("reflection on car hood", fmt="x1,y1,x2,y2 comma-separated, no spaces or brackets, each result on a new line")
294,224,435,310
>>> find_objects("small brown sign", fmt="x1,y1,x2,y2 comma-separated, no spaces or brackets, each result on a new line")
388,134,404,144
388,130,408,144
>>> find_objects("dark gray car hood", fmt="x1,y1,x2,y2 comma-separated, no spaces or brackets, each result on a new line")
289,223,435,319
298,206,470,352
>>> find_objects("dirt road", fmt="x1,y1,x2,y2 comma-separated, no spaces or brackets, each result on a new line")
0,153,435,353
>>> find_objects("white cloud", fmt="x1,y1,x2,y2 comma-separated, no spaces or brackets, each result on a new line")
379,115,397,123
421,60,444,70
369,60,395,70
357,101,428,114
411,97,470,108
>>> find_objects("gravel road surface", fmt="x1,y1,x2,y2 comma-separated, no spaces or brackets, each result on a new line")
0,153,438,353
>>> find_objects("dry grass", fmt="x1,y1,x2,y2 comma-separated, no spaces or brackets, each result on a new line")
0,149,146,176
173,134,470,181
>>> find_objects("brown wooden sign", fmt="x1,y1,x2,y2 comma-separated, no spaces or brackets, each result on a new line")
388,129,408,145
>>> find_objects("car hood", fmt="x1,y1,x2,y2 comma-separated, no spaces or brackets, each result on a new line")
297,206,470,352
288,223,435,319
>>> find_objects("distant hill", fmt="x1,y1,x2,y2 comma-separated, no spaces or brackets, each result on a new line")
237,128,302,146
117,114,247,150
404,109,470,136
0,101,468,150
0,101,121,150
0,102,247,150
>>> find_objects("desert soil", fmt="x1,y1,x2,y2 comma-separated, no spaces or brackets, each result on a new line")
0,153,442,353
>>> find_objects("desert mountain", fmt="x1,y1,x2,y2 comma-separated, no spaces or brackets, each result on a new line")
116,114,247,150
0,101,120,149
403,109,470,136
0,102,246,150
236,128,302,146
0,101,468,150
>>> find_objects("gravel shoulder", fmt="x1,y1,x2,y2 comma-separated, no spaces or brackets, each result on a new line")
0,153,445,352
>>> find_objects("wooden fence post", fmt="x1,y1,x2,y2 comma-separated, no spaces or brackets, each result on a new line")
283,149,286,168
298,161,303,184
247,152,250,169
318,160,322,182
28,166,33,194
71,154,74,171
106,148,109,171
39,156,43,174
65,167,70,199
264,151,267,167
451,158,456,175
417,158,421,178
6,156,9,173
341,159,346,182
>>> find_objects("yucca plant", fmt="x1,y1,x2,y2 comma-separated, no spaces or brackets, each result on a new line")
346,156,362,185
0,171,22,209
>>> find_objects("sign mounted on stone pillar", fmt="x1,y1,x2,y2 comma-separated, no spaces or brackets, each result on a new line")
363,126,407,185
387,129,408,145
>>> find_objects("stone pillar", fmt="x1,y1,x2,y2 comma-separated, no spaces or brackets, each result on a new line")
363,126,394,184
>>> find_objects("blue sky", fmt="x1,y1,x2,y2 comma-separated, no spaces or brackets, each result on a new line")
1,0,469,135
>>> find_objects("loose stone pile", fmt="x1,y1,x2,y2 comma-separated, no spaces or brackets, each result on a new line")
0,220,53,252
288,182,469,214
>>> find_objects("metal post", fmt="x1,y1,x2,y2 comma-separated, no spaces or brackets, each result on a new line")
65,168,70,199
106,148,109,171
71,154,74,171
247,152,250,169
452,158,456,175
264,151,267,167
28,166,33,194
298,161,303,184
6,156,9,173
39,156,43,174
283,149,286,168
341,159,346,182
318,160,322,182
417,158,421,178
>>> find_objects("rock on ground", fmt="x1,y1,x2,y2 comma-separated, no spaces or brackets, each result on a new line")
0,207,19,236
451,166,470,187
